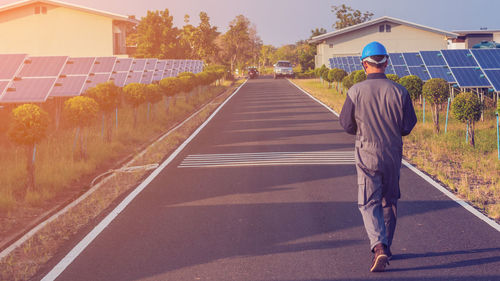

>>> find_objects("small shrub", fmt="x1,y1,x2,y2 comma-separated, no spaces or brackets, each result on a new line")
342,73,354,90
353,70,366,84
422,78,449,133
399,75,423,101
8,104,49,193
452,92,481,147
386,74,399,83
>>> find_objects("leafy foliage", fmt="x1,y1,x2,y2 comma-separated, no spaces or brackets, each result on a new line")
85,81,121,113
386,74,400,83
123,83,147,108
159,77,181,97
422,78,449,104
399,75,423,100
8,104,49,146
63,96,99,127
353,70,366,84
331,68,348,83
145,84,163,104
134,9,183,59
423,78,449,133
452,92,482,123
452,92,482,146
342,73,355,90
331,4,373,30
316,65,329,79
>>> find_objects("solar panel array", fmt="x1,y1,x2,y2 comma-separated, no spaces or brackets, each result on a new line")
0,55,204,103
329,49,500,91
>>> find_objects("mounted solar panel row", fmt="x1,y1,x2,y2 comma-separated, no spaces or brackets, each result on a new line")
329,49,500,89
0,55,204,103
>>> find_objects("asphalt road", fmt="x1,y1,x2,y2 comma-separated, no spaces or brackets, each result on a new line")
37,77,500,281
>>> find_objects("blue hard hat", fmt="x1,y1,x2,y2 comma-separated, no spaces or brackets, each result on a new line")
361,41,388,60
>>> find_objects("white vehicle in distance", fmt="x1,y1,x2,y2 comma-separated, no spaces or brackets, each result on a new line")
273,60,294,79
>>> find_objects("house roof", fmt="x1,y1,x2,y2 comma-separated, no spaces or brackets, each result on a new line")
453,30,500,35
310,16,458,43
0,0,138,24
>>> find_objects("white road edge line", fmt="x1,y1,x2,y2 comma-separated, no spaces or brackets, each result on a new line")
287,79,500,233
40,80,248,281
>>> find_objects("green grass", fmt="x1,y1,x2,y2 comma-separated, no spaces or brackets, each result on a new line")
292,78,500,220
0,83,231,213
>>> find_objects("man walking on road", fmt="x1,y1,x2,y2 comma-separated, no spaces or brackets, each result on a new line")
339,41,417,272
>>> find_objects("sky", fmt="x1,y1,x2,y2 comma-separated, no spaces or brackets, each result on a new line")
1,0,499,46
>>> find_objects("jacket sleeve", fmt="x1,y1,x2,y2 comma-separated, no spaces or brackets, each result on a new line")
339,94,357,135
401,95,417,136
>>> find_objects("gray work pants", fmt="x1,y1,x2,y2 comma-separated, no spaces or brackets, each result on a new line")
355,141,401,251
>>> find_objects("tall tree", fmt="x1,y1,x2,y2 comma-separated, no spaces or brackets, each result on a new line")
193,12,220,63
220,15,260,72
310,27,327,39
134,9,183,59
331,4,373,30
260,45,277,67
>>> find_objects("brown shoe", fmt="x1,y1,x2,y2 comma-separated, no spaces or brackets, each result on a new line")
370,244,389,272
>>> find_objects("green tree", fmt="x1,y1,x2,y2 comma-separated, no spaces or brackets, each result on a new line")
399,75,423,101
353,70,367,84
159,77,181,110
325,69,336,88
123,83,147,127
85,81,121,141
331,4,373,30
145,84,162,120
134,9,183,59
452,92,482,147
260,45,277,67
331,68,348,92
193,12,220,63
386,74,400,83
219,15,260,72
310,27,327,38
295,42,316,71
317,65,329,82
342,73,355,90
274,45,298,64
422,78,449,133
8,104,49,193
63,96,99,160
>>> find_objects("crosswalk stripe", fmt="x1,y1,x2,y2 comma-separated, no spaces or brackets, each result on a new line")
179,151,355,168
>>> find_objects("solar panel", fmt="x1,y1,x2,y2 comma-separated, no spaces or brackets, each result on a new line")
113,58,133,72
1,77,56,103
341,57,348,65
394,65,410,77
441,50,478,67
145,59,158,71
91,57,116,73
389,53,405,65
403,53,424,66
385,65,395,75
408,66,430,80
125,72,142,85
156,60,167,71
450,67,491,87
140,70,154,84
427,66,456,82
471,49,500,69
131,59,147,71
19,56,68,77
109,72,128,87
0,81,9,94
61,57,95,75
51,76,87,97
347,56,354,64
0,54,27,79
82,73,110,92
483,70,500,91
420,51,446,66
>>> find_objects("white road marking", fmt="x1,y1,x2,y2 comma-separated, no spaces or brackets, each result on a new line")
40,81,248,281
288,79,500,232
179,151,355,168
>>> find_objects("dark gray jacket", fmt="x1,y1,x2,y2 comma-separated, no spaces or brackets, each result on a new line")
340,73,417,152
